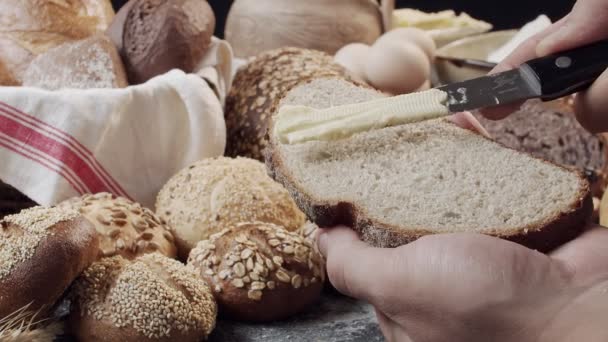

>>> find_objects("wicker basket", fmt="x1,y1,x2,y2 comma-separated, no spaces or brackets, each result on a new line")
0,180,37,218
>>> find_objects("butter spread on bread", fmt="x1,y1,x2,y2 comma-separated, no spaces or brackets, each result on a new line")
274,89,449,144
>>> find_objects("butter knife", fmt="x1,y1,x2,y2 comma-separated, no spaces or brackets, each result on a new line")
438,39,608,112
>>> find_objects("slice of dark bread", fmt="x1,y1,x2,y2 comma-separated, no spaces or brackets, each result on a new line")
265,78,593,252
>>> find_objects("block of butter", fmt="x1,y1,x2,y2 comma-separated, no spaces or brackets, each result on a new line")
392,9,492,47
273,89,449,144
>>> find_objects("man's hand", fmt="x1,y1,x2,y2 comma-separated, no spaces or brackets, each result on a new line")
318,226,608,342
481,0,608,133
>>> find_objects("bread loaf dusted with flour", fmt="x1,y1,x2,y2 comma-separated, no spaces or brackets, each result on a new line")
265,78,592,252
0,0,115,85
23,34,128,90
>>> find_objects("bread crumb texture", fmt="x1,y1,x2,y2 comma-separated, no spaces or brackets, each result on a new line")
189,222,325,302
72,253,217,340
58,192,177,259
0,206,79,280
156,157,306,252
224,47,353,160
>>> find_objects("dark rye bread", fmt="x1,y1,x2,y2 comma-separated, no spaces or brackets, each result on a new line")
265,78,593,252
224,47,360,161
473,99,608,196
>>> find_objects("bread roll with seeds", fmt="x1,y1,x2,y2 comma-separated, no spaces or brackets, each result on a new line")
69,253,217,342
188,222,325,322
58,192,177,260
224,47,361,160
156,157,306,260
0,206,99,318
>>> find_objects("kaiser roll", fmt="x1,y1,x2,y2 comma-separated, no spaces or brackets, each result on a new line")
0,0,115,85
0,206,99,318
58,192,177,260
188,222,325,322
69,253,217,342
156,157,306,260
224,47,360,160
121,0,216,84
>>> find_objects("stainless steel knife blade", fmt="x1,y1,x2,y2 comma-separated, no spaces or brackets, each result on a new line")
437,66,543,113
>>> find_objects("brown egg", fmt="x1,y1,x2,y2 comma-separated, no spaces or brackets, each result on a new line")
365,39,430,95
334,43,371,80
378,28,436,59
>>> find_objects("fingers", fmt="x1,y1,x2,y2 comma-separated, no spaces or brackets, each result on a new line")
536,0,608,56
317,226,400,302
573,68,608,133
447,112,492,138
551,225,608,286
480,17,569,120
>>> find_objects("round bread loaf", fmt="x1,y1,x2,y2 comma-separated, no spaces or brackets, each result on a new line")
69,253,217,342
122,0,216,84
0,0,114,85
188,222,325,322
224,47,360,160
58,192,177,260
156,157,306,260
0,206,99,318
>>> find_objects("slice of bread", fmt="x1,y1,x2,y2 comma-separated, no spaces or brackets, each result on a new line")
265,78,593,252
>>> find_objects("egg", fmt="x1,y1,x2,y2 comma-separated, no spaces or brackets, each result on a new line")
334,43,371,80
365,39,430,95
378,28,436,60
415,80,431,92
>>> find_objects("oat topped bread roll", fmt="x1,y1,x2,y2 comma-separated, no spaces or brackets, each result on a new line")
156,157,306,260
58,192,177,260
0,0,115,85
23,34,129,90
188,222,325,322
0,206,99,318
69,253,217,342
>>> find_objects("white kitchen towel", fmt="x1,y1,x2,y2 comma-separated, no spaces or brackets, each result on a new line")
0,69,226,209
196,37,234,106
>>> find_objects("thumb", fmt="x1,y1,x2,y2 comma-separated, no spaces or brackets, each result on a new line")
317,226,400,302
551,226,608,286
536,0,608,56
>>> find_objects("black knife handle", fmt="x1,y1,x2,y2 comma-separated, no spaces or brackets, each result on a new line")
522,39,608,101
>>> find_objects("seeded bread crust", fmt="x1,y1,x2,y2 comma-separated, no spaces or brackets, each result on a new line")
224,47,361,160
188,222,325,322
69,254,217,342
264,80,593,253
0,207,99,318
58,192,177,260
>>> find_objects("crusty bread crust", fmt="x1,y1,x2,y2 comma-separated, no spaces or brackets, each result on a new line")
0,216,99,318
264,81,593,253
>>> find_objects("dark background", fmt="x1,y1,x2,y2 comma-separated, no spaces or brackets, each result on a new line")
111,0,576,37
